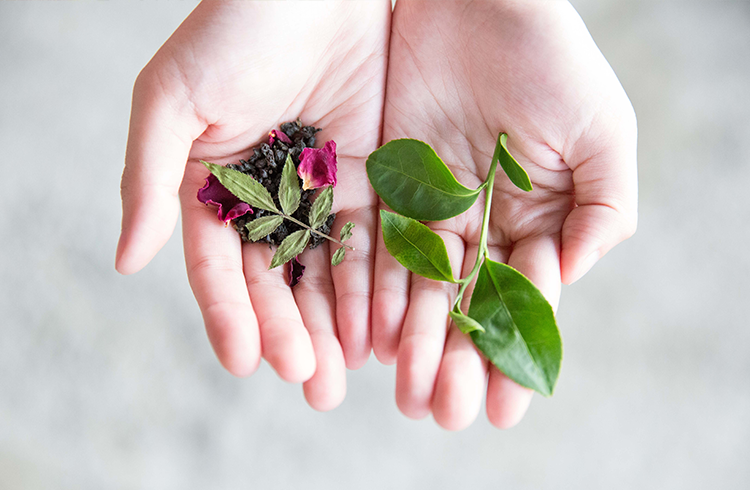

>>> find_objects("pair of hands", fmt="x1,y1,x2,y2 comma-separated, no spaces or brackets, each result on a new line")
116,0,637,430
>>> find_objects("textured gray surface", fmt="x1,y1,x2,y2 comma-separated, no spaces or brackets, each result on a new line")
1,1,749,488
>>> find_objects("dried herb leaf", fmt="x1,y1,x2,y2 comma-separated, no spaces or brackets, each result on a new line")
468,259,561,396
331,246,346,266
340,221,355,242
449,309,485,334
279,154,301,215
309,185,333,230
201,160,278,212
366,139,481,221
245,215,284,242
495,133,532,192
380,210,456,283
270,230,311,269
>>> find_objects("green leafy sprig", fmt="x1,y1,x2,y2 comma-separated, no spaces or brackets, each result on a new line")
366,133,562,396
202,156,354,269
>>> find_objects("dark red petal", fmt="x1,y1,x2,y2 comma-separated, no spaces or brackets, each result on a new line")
288,256,306,287
298,140,337,190
197,174,252,223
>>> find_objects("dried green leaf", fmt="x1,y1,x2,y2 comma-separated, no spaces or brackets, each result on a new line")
201,160,278,212
245,215,284,242
380,210,456,283
309,185,333,230
449,309,485,334
279,154,301,215
269,230,311,269
494,133,532,192
366,139,481,221
339,221,355,242
331,246,346,266
469,259,561,396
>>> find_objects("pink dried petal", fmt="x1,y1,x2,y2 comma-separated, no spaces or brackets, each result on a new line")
298,140,337,190
288,256,306,287
269,129,292,145
197,174,252,223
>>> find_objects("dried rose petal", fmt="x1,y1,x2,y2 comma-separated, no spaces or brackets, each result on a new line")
269,129,292,146
298,140,337,190
197,174,252,223
288,256,306,287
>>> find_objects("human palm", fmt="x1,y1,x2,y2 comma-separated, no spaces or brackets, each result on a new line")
372,0,638,429
116,1,391,411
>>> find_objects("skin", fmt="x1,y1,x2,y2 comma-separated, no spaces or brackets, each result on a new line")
373,0,637,429
117,0,637,427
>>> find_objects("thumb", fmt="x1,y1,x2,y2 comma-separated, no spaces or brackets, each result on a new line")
560,110,638,284
116,68,205,275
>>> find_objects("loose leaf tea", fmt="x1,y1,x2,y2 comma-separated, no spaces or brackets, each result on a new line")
367,133,563,396
366,139,482,221
198,120,354,285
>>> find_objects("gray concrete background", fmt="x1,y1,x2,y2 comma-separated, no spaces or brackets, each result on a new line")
1,1,748,488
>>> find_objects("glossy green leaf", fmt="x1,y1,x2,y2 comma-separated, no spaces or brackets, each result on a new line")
367,139,481,221
269,229,310,269
468,258,561,396
494,133,532,192
339,221,355,242
279,154,301,215
449,309,485,334
309,185,333,230
380,210,456,283
201,160,278,212
245,215,283,242
331,246,346,266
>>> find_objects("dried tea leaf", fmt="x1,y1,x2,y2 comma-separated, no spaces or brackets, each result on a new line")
270,230,311,269
202,161,278,212
245,215,284,242
279,154,301,215
331,246,346,266
309,185,334,230
339,221,355,242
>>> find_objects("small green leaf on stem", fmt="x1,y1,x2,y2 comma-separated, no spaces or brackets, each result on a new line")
269,229,311,269
201,160,278,212
380,210,456,283
468,259,561,396
245,215,284,242
279,154,301,215
449,309,485,334
339,221,355,242
494,133,532,192
309,185,333,230
367,139,481,221
331,246,346,266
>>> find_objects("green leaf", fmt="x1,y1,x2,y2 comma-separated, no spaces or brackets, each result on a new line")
468,259,562,396
269,230,311,269
245,215,284,242
449,309,485,334
309,185,333,230
201,160,278,212
494,133,532,192
366,139,482,221
331,246,346,266
380,210,456,283
339,221,355,242
279,154,301,215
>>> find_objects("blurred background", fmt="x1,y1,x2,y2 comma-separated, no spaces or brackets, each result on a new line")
1,1,748,488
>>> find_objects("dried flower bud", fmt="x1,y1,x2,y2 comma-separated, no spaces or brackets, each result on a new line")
269,129,292,146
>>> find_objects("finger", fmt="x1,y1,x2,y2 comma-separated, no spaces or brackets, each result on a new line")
561,113,638,284
242,241,316,384
292,244,347,412
329,204,376,370
395,231,464,420
371,208,410,365
484,236,560,428
117,70,206,275
431,244,507,431
181,169,261,377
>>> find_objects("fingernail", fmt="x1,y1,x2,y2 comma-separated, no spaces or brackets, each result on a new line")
570,250,600,284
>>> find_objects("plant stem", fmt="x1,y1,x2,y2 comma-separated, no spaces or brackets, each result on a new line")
452,144,500,311
279,212,355,250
